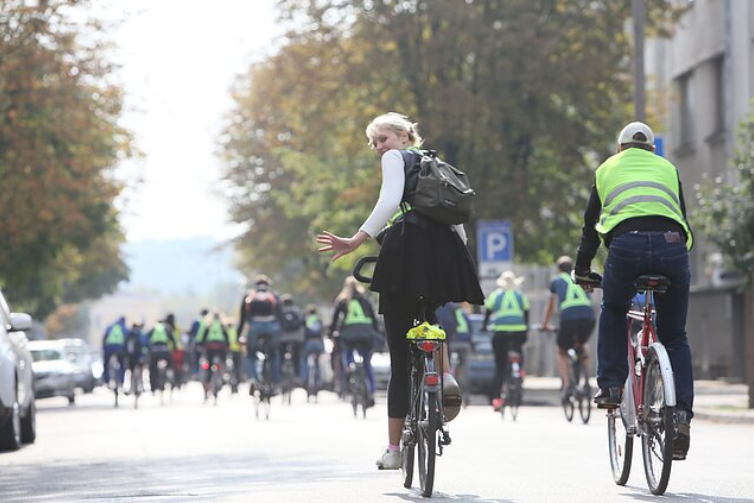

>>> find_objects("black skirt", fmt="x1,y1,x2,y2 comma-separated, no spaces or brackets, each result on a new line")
370,212,484,309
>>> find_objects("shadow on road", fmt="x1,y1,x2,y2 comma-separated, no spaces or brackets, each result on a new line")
386,491,514,502
0,452,370,502
620,487,754,503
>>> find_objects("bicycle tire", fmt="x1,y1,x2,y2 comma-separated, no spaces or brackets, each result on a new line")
402,363,420,489
508,378,522,421
562,393,575,422
402,432,415,488
418,390,438,497
641,350,674,495
579,391,592,424
608,408,633,485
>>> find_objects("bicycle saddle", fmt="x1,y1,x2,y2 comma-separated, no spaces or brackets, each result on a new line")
633,275,671,294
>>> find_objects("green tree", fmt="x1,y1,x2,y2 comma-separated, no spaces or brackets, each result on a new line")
221,0,683,297
694,106,754,407
0,1,133,318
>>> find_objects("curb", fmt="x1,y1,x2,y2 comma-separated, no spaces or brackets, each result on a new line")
693,410,754,425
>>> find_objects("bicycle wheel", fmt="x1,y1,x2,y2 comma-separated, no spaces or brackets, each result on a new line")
562,384,575,422
608,407,633,485
508,378,522,421
641,350,674,495
401,421,415,488
417,389,438,498
578,390,592,424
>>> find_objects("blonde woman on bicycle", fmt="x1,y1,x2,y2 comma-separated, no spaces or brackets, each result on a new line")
317,112,483,470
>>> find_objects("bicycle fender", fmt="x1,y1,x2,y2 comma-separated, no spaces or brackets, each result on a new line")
621,374,637,429
648,343,677,408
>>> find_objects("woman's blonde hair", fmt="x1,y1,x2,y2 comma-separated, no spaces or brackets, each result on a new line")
335,276,366,303
365,112,423,148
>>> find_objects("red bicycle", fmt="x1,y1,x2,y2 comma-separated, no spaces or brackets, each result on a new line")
600,275,677,495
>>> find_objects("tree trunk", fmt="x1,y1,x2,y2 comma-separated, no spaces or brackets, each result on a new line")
744,272,754,409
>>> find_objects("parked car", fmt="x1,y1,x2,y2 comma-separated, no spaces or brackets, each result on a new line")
371,351,391,390
8,330,36,446
465,313,495,396
0,288,35,452
59,338,96,393
28,341,77,405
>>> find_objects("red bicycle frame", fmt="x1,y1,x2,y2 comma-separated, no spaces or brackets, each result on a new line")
625,291,657,415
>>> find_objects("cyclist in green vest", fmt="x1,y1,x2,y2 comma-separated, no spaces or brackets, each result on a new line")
102,316,128,386
300,305,326,391
482,271,530,411
146,318,178,392
573,122,693,460
196,312,230,395
330,276,380,407
541,256,596,397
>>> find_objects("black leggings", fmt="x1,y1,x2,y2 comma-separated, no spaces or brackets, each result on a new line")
382,295,438,418
491,332,527,402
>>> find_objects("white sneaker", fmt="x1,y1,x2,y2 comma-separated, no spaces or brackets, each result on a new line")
375,447,401,470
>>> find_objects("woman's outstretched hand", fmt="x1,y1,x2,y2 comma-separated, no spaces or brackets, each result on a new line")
316,230,368,261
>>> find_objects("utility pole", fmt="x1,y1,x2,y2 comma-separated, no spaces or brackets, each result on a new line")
632,0,646,122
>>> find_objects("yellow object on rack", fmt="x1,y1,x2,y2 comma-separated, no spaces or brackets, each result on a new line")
406,322,447,340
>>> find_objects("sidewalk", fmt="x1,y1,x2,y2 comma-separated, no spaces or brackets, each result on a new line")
519,377,754,424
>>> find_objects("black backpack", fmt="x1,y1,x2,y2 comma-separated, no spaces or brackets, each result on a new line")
281,307,303,332
403,150,475,225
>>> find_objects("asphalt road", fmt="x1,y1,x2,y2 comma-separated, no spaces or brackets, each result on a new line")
1,383,752,503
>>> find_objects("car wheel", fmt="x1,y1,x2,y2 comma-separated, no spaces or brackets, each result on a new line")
0,400,22,451
20,399,36,444
67,393,75,405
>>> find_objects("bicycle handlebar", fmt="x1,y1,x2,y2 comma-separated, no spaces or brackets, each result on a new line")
353,256,378,284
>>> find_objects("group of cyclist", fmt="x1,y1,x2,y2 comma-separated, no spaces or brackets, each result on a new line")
102,313,185,396
317,113,694,471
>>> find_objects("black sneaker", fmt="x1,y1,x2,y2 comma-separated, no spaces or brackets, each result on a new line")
594,387,622,409
673,410,691,461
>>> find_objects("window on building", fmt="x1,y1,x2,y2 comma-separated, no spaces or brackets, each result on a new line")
677,71,694,147
712,56,725,135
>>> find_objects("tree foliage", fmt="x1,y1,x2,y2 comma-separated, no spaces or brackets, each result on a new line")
694,106,754,279
0,0,132,318
221,0,682,297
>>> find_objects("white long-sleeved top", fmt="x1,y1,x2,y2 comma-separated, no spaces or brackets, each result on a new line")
359,149,468,243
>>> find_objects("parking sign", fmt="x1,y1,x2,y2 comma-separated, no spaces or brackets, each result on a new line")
476,220,513,279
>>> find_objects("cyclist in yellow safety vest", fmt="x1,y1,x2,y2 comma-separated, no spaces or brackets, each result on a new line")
572,122,693,461
146,319,177,392
196,312,230,397
330,277,380,407
482,271,530,411
103,316,128,385
301,305,326,392
541,256,596,398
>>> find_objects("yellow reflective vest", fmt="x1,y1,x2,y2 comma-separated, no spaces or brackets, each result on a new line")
595,148,692,249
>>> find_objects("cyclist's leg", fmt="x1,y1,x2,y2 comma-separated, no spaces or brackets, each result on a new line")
358,340,376,396
313,341,324,384
598,234,646,392
512,332,527,369
491,333,506,403
148,352,159,390
117,351,127,385
381,294,416,447
652,245,693,417
556,322,574,388
575,319,596,380
270,334,282,385
245,326,259,381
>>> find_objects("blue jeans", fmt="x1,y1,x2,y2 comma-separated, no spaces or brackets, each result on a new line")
103,345,126,385
245,319,281,384
598,231,694,417
341,339,375,394
300,339,325,385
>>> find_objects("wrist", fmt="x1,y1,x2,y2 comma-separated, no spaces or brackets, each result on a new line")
352,231,369,246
